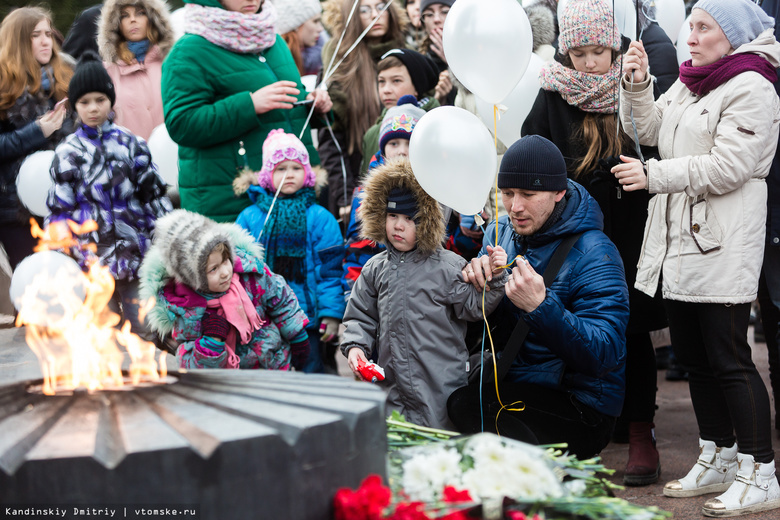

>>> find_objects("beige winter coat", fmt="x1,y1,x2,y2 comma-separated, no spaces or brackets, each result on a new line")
620,29,780,304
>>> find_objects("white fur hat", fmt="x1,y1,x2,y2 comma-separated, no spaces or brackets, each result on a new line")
273,0,322,35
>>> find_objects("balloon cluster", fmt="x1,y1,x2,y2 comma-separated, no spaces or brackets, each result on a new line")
409,0,534,216
410,0,690,216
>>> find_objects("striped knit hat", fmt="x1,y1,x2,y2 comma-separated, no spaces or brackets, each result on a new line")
153,209,235,292
558,0,621,55
256,129,316,191
379,95,426,156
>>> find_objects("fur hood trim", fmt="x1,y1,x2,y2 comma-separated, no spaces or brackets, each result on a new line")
359,157,444,254
232,165,328,196
98,0,175,63
525,3,556,52
322,0,407,39
138,217,264,336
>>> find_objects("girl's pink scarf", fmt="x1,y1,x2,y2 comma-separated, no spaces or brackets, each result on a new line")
206,273,263,368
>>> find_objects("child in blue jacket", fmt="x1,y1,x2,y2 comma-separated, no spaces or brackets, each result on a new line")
235,130,344,373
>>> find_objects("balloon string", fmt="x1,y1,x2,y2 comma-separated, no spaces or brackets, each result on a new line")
479,105,524,437
493,104,499,249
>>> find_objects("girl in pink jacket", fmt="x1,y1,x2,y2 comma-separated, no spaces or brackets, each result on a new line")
97,0,174,140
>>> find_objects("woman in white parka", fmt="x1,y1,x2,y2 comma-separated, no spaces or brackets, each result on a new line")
614,0,780,516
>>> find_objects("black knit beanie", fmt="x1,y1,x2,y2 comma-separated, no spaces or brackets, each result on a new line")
68,50,116,106
498,135,568,191
380,48,439,96
386,187,418,219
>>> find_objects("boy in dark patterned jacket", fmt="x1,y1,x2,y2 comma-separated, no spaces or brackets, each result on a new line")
46,51,171,343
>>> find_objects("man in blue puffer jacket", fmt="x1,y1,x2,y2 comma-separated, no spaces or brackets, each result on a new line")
450,135,629,459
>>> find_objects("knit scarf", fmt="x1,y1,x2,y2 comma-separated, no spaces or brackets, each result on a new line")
183,2,277,54
254,187,317,283
127,39,150,63
679,53,777,97
206,273,264,368
539,60,622,114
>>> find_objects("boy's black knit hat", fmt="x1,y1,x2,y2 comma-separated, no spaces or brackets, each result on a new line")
380,48,438,96
386,187,418,218
498,135,568,191
420,0,456,13
68,50,115,106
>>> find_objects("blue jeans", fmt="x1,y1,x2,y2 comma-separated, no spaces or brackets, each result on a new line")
109,279,159,345
302,325,323,373
665,299,774,462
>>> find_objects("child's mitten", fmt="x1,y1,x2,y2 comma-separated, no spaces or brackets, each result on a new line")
202,311,229,341
290,338,311,371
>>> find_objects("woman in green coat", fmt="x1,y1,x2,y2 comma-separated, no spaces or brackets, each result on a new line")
161,0,331,222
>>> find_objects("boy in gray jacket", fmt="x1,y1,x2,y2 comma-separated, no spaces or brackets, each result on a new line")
340,157,507,429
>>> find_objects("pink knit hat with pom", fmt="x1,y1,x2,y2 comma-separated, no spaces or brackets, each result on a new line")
257,129,315,190
558,0,621,55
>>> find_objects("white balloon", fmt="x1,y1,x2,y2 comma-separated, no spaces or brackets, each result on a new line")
676,15,692,65
558,0,636,41
443,0,533,104
409,107,497,215
9,251,87,324
654,0,686,44
16,150,55,217
147,124,179,187
475,54,545,147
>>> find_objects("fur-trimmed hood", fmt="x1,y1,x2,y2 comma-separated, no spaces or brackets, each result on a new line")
231,164,329,197
525,2,556,52
98,0,175,63
358,158,444,254
138,214,265,336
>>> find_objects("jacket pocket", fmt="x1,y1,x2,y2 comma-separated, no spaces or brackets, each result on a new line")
689,198,723,254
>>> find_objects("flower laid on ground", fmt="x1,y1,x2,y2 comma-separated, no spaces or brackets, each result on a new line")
333,414,672,520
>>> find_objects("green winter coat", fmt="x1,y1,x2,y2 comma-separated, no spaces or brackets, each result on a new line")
161,0,320,222
360,96,439,175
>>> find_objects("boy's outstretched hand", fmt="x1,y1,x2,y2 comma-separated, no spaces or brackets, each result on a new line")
462,245,507,291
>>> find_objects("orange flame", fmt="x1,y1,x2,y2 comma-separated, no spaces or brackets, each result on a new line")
17,220,164,394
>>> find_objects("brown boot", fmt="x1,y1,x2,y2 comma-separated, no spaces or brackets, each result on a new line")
624,422,661,486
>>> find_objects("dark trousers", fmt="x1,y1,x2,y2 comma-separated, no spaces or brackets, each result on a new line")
665,299,774,463
0,221,38,270
108,279,159,345
620,331,658,422
758,244,780,425
447,381,616,459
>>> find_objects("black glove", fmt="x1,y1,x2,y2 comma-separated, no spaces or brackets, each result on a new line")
202,311,229,342
290,338,311,371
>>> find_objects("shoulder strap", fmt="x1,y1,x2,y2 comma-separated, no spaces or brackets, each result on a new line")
491,232,584,383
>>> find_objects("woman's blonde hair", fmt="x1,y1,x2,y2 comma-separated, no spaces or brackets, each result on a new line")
115,1,161,64
324,0,407,154
0,7,71,116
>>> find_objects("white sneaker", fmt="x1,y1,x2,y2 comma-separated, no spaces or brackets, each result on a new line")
663,438,738,498
701,453,780,517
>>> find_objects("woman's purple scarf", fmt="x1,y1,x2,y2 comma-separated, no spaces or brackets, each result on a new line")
680,53,777,96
